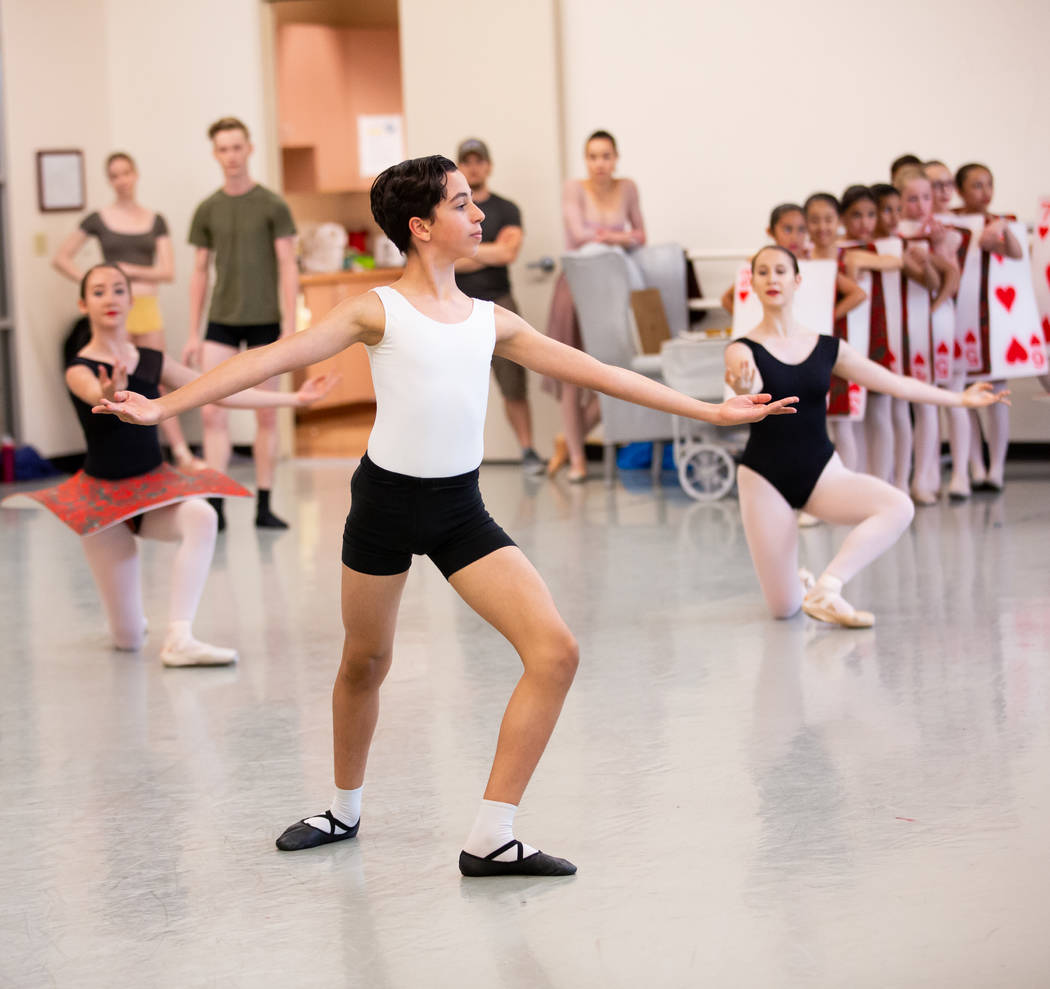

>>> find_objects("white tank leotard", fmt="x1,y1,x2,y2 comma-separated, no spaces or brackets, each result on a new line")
364,286,496,477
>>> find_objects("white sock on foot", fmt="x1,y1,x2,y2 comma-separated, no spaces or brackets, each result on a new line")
463,799,537,861
305,786,362,835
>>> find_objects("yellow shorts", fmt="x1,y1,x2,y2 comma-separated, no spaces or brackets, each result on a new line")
125,295,163,336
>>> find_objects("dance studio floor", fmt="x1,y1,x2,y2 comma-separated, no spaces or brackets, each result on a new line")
2,457,1049,988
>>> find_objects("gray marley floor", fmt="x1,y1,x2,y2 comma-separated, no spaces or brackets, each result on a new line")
2,458,1049,988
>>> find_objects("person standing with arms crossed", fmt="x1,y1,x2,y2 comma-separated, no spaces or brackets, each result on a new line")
183,117,299,530
453,139,545,474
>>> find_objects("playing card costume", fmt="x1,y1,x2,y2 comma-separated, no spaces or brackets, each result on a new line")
953,214,1047,381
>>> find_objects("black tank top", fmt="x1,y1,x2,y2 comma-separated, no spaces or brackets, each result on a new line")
738,335,840,509
67,347,164,480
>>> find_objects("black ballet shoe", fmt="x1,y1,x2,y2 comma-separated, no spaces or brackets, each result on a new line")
255,508,290,529
948,490,970,503
275,811,359,851
973,480,1003,494
458,840,577,877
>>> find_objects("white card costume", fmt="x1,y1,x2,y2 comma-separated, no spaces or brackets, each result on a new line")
954,213,1045,379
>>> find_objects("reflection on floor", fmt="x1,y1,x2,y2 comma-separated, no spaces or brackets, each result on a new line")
2,459,1048,987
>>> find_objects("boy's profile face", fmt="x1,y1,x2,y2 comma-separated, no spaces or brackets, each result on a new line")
414,169,485,257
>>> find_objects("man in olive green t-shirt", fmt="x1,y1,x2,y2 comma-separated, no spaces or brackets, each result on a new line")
185,116,299,530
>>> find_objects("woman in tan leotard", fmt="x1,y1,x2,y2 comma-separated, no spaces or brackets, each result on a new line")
544,130,646,481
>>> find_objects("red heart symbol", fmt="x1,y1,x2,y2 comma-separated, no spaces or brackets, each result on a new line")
1045,264,1050,289
739,290,749,302
1043,316,1050,343
913,352,925,365
1006,337,1028,364
993,254,1004,264
995,286,1016,312
1039,226,1049,239
965,330,977,344
1031,335,1046,369
936,341,949,355
954,340,963,358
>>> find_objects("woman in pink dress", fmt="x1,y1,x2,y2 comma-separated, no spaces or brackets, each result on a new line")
545,130,646,481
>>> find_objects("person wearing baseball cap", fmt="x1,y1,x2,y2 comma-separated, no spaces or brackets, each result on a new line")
454,139,545,475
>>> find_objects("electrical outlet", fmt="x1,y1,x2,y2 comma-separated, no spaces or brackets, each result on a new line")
33,233,48,256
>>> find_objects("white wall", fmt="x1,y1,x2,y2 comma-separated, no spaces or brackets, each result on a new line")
0,0,114,455
0,0,279,457
559,0,1050,439
560,0,1050,247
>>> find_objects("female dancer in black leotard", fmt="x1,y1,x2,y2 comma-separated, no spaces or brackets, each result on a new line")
725,246,1008,628
6,264,334,665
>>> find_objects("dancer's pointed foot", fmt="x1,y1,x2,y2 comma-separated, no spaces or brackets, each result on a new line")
160,635,238,667
910,486,938,507
546,434,569,476
802,576,874,629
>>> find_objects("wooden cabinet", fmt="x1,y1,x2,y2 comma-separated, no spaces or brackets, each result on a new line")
275,24,403,192
293,269,400,409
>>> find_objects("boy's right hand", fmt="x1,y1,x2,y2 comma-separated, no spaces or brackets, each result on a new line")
91,391,163,425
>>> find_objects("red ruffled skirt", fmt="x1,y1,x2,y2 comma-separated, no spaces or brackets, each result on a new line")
2,463,250,535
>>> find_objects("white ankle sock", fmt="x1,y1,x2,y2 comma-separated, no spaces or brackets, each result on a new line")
463,799,537,861
305,786,362,835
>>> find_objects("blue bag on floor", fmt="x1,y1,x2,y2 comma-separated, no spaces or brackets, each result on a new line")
15,446,61,480
616,442,674,470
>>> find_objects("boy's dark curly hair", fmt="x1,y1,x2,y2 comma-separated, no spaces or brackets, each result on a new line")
370,155,458,253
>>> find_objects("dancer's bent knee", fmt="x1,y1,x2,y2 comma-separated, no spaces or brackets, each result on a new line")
522,631,579,691
337,647,393,693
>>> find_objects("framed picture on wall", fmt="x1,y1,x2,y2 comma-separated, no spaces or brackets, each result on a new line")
36,150,85,212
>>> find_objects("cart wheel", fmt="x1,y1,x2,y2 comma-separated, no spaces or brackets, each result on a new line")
677,444,735,501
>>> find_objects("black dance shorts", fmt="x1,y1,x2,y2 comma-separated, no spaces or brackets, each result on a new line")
205,321,280,350
341,453,516,579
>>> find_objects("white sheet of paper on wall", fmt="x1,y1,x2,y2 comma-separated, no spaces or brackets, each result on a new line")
357,115,404,178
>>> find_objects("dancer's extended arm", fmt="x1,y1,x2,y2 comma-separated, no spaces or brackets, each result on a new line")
160,355,337,409
95,292,384,423
834,342,1009,408
494,307,797,426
